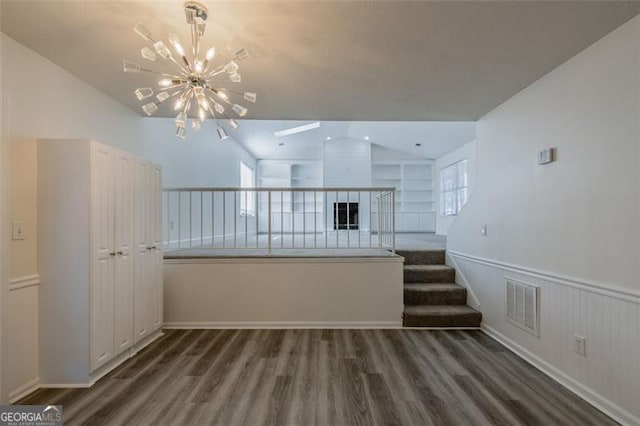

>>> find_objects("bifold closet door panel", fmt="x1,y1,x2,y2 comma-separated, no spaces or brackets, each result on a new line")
113,151,135,354
134,159,151,342
90,143,116,371
149,164,163,331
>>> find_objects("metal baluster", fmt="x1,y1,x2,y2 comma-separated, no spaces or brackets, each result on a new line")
391,189,396,254
347,191,350,248
324,191,328,249
211,191,216,247
303,191,306,249
358,191,361,248
245,190,248,248
177,191,182,249
280,190,284,248
335,191,339,248
189,191,193,248
292,190,295,248
369,191,372,249
223,191,226,248
200,191,204,247
234,190,237,248
268,191,272,255
314,191,317,249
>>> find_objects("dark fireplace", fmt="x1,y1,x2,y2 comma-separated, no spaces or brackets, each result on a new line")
333,202,359,230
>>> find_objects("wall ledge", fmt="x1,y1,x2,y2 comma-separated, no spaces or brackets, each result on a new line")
8,275,40,292
165,321,402,329
448,251,639,303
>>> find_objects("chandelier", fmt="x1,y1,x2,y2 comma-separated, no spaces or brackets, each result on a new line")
123,1,256,140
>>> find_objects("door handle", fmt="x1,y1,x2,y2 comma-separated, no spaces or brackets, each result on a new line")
117,251,124,255
110,252,116,256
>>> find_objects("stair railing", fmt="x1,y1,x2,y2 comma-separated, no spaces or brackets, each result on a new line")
162,187,396,254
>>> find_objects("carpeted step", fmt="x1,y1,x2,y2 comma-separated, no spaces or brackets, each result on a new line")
397,250,445,265
403,305,482,327
403,265,455,283
404,283,467,306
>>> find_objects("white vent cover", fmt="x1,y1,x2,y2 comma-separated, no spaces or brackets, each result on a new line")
506,278,540,336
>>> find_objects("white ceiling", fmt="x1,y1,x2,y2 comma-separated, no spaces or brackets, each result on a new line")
232,120,476,160
1,1,638,121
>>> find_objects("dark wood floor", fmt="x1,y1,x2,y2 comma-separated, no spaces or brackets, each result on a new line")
19,329,616,426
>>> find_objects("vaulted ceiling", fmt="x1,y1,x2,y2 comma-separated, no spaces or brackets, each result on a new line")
2,1,638,121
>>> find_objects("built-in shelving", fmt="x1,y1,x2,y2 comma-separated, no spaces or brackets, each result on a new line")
371,160,435,232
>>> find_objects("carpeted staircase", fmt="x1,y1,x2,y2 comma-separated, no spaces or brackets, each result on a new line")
397,250,482,327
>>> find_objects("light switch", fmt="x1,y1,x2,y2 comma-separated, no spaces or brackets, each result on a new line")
12,221,26,240
481,224,487,236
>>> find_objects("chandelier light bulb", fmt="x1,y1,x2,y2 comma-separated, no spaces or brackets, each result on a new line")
205,47,216,61
192,119,202,131
168,33,185,56
213,102,225,114
199,108,207,121
134,22,153,41
123,60,141,73
235,48,248,61
156,91,170,102
229,118,239,129
231,104,248,117
134,88,154,101
217,91,228,100
194,60,204,74
243,92,257,103
142,102,158,116
217,126,229,140
224,61,239,74
140,47,157,62
174,98,185,110
176,125,186,140
175,112,186,126
230,73,241,83
153,41,172,59
158,78,176,87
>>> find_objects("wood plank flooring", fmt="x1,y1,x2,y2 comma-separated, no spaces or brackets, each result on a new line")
18,329,617,426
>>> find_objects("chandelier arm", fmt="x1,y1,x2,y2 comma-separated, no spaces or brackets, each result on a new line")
137,67,184,79
205,87,232,104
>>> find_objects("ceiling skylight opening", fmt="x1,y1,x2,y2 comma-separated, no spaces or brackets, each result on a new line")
273,122,321,138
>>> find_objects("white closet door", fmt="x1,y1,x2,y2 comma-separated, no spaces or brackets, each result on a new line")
90,143,115,371
133,159,151,342
113,150,134,354
149,164,163,331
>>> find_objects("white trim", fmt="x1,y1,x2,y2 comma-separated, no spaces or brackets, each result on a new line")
482,325,638,426
448,251,640,303
8,377,39,403
38,383,92,389
446,254,481,309
8,275,40,291
164,256,403,265
164,321,403,329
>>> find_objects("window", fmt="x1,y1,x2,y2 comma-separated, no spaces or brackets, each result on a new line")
240,161,255,216
440,159,468,216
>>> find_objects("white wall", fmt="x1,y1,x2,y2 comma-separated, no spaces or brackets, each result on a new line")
1,33,147,400
435,140,476,235
140,119,256,188
447,16,639,424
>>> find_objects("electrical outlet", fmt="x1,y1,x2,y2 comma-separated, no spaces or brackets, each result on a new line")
481,224,487,236
574,335,586,357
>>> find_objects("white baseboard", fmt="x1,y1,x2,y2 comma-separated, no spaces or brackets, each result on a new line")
8,377,40,403
482,325,639,426
164,321,402,329
38,383,92,389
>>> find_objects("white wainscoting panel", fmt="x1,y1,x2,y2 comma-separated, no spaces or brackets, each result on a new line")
447,252,640,425
8,275,40,402
164,257,403,327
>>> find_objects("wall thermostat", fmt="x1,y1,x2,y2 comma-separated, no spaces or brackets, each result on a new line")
538,148,555,165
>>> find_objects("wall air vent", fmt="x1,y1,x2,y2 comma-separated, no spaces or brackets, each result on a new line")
505,278,540,337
